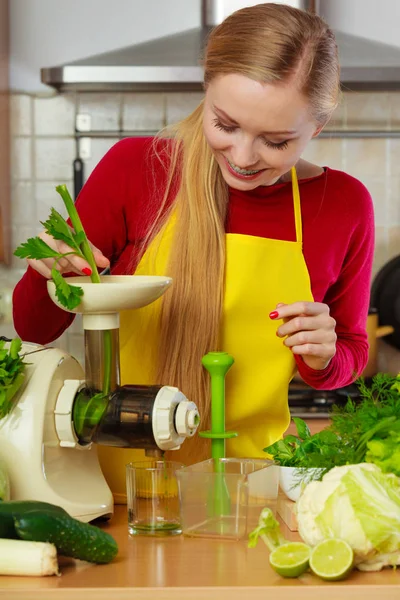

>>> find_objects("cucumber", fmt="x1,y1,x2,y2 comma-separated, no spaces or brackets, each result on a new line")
14,511,118,564
0,500,68,539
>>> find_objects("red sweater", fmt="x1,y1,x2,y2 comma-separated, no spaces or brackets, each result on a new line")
13,137,374,390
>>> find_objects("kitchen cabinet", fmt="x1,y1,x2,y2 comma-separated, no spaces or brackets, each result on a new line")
1,505,399,599
0,0,10,264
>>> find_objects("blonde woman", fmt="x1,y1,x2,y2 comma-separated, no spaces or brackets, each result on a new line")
13,5,373,469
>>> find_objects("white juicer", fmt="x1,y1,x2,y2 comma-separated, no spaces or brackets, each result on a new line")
0,275,200,521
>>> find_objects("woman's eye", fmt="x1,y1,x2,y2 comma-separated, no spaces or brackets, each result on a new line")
212,117,289,150
263,139,289,150
212,118,236,133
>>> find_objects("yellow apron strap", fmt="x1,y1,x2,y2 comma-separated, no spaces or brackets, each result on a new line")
291,166,302,244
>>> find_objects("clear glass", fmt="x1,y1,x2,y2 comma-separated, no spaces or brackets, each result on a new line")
126,460,184,536
176,458,279,540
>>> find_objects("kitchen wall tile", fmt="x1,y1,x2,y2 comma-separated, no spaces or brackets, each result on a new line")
324,95,346,131
51,331,69,354
11,137,32,180
301,137,344,170
388,226,400,259
35,181,73,223
67,313,83,334
388,92,400,129
10,95,32,136
10,224,38,269
122,93,164,131
373,226,388,276
388,139,400,179
34,94,76,136
388,177,400,225
343,138,387,181
82,138,120,180
34,138,75,181
345,92,390,131
78,93,121,131
357,177,388,227
11,181,35,226
165,92,204,125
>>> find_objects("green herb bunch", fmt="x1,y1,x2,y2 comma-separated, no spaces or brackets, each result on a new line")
0,338,25,418
14,185,100,309
265,373,400,476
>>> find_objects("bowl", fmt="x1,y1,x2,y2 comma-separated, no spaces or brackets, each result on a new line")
279,466,321,502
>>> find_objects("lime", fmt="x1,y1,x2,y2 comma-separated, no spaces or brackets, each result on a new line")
269,542,310,578
310,538,354,581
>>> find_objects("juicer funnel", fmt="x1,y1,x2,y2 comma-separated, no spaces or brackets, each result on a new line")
47,275,172,330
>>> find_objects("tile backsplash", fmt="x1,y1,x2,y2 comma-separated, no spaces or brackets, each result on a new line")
2,90,400,372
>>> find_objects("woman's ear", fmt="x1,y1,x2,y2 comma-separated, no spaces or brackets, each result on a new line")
312,123,326,138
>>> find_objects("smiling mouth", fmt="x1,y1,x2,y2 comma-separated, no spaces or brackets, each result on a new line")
226,158,264,176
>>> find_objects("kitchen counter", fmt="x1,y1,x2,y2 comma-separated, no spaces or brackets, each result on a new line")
1,505,399,600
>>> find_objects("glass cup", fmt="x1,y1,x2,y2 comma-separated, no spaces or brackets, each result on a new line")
126,460,184,536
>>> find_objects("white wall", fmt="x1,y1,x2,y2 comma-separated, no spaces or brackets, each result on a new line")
319,0,400,48
10,0,200,93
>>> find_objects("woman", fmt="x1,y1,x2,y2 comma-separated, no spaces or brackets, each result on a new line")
13,4,374,469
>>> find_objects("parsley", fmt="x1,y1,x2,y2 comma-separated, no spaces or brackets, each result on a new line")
0,338,26,419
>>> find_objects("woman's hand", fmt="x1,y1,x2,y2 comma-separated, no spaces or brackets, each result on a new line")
27,230,110,279
270,301,337,371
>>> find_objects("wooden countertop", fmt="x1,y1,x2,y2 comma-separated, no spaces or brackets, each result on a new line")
1,505,400,600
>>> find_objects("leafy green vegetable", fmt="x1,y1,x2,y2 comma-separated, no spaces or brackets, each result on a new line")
365,432,400,476
13,184,100,310
0,338,25,419
297,463,400,571
265,373,400,474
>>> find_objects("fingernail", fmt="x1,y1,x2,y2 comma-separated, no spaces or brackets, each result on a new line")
269,311,279,319
82,267,92,276
276,331,280,337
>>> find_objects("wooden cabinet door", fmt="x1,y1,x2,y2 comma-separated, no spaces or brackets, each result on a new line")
0,0,10,264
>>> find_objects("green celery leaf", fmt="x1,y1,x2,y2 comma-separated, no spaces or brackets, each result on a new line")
14,237,60,260
42,208,82,255
52,268,83,310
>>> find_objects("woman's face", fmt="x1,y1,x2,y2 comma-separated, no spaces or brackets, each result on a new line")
203,73,322,190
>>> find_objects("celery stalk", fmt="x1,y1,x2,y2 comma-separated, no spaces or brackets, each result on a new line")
55,185,101,284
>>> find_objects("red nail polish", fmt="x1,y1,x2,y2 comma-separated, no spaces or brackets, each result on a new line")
269,311,279,319
82,267,92,276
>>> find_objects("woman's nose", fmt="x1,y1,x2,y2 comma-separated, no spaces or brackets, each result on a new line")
230,138,259,169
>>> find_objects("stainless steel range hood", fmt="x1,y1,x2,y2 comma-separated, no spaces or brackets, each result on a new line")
41,1,400,92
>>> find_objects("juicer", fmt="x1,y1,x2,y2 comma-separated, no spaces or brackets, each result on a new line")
0,275,200,522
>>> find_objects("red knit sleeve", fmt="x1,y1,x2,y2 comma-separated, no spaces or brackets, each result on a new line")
12,137,151,344
296,178,375,389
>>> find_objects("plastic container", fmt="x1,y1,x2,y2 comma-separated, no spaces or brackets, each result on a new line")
176,458,279,540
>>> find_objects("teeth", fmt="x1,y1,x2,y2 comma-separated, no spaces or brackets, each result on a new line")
228,160,261,176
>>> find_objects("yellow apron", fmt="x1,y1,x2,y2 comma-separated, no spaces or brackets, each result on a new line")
98,167,314,502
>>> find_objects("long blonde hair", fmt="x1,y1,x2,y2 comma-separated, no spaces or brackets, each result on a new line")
141,3,340,446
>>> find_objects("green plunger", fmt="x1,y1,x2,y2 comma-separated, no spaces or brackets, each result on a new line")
199,352,238,518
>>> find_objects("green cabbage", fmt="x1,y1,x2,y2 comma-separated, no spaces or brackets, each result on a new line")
296,463,400,571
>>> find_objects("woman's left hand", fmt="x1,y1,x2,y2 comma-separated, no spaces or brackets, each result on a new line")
270,301,337,371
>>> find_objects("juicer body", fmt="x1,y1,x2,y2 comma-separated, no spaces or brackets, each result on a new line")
0,343,113,521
